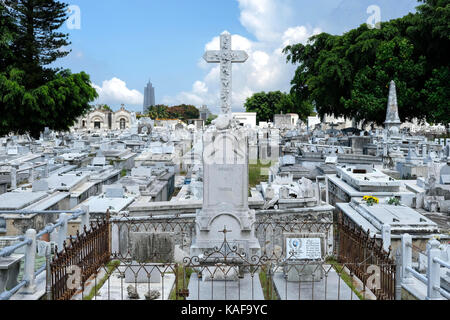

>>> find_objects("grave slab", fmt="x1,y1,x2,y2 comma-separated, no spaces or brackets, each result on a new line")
273,269,359,300
187,273,264,300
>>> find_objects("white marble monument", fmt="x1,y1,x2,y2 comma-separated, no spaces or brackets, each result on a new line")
190,31,260,260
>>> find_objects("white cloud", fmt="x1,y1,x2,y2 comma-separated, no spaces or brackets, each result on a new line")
282,26,322,48
162,0,322,114
92,78,143,106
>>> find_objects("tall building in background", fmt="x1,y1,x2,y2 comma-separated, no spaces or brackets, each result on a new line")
143,80,156,113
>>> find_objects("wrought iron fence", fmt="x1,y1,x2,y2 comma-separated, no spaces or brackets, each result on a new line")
46,213,397,300
50,214,111,300
337,212,396,300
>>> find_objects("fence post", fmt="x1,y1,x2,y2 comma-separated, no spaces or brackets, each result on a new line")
401,234,413,285
80,205,90,234
57,213,68,252
46,253,52,300
395,248,402,300
23,229,37,294
382,224,391,254
111,223,119,254
427,239,442,300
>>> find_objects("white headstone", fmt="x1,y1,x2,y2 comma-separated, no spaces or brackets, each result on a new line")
190,32,259,261
286,238,322,260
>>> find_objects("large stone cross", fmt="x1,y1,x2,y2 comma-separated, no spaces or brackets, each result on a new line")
203,31,248,115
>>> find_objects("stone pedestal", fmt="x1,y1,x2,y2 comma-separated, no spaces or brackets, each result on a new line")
190,127,260,260
0,254,23,292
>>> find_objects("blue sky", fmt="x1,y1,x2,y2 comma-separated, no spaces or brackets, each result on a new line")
54,0,419,113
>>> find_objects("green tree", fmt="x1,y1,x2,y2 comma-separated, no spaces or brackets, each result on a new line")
0,3,16,71
168,104,199,121
0,0,98,138
98,104,113,112
206,114,218,126
8,0,71,88
283,0,449,126
244,91,312,123
147,104,170,119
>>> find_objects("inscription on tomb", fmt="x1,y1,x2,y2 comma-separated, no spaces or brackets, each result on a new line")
286,238,322,260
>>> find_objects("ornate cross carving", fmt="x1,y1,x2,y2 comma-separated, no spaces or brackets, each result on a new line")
203,31,248,115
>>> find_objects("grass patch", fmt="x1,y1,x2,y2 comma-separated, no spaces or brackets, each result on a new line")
249,161,274,189
326,258,365,300
169,266,193,300
259,266,278,300
83,260,121,300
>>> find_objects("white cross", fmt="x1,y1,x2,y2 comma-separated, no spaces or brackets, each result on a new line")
203,31,248,115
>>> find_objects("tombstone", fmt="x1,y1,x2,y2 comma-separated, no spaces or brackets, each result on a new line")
265,186,275,200
280,186,290,200
283,233,325,282
274,114,293,130
440,164,450,185
124,232,175,283
299,177,315,198
190,30,260,261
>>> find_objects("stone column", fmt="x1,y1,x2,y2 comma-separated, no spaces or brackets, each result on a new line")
395,248,402,300
401,234,414,285
382,224,391,254
23,229,37,294
426,239,442,300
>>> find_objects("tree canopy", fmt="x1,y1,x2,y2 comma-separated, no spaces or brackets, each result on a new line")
146,104,200,121
0,0,98,138
244,91,313,124
283,0,449,126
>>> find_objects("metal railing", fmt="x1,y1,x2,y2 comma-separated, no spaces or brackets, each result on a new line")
50,211,110,300
337,213,396,300
0,206,91,300
400,234,449,300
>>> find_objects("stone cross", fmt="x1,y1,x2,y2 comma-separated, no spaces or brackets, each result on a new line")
203,31,248,115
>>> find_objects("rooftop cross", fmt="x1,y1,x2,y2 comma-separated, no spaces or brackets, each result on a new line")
203,31,248,115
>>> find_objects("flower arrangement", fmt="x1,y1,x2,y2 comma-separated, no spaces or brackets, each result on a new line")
363,196,379,206
388,197,401,206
